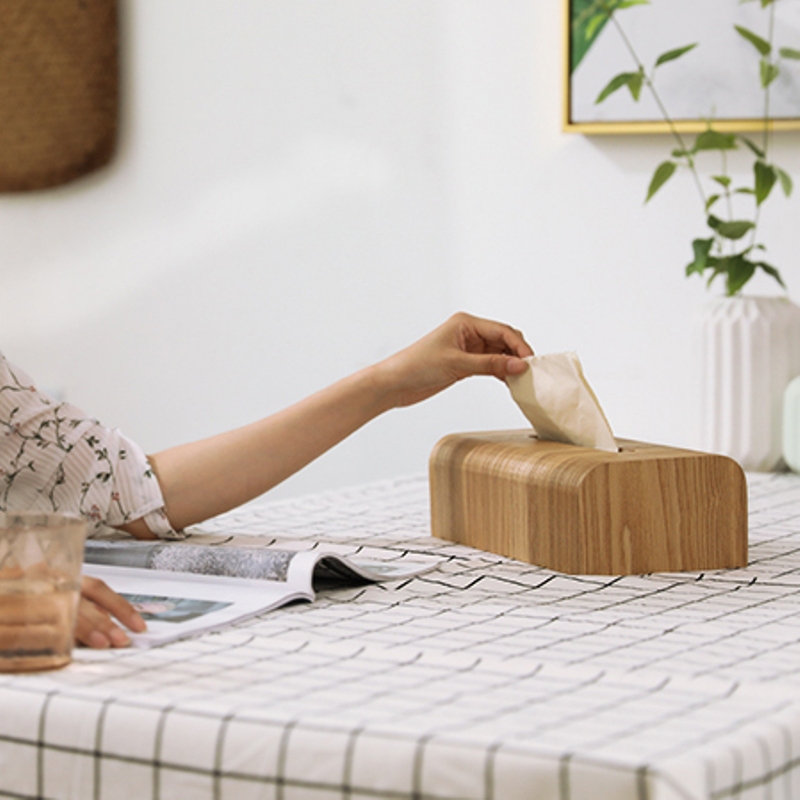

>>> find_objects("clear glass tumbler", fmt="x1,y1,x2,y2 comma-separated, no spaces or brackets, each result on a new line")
0,512,87,672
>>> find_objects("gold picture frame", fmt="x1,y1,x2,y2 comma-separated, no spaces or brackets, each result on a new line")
564,0,800,135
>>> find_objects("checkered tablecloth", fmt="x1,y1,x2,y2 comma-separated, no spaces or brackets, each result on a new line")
4,472,800,799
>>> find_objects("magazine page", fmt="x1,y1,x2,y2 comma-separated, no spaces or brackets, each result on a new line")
84,539,441,586
309,553,440,585
82,548,441,648
85,540,305,581
82,563,314,648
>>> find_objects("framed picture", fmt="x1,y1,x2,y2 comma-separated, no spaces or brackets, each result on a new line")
564,0,800,134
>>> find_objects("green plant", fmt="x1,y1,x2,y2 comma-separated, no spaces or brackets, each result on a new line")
591,0,800,296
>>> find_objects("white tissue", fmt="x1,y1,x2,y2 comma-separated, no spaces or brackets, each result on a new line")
506,352,618,452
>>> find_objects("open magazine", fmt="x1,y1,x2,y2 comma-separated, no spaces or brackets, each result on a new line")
83,538,440,647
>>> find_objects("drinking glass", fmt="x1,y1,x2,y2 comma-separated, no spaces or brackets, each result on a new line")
0,512,87,672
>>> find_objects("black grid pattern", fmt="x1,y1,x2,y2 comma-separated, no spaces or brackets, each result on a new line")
3,473,800,799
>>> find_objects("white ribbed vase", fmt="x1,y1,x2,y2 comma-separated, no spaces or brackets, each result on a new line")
698,296,800,471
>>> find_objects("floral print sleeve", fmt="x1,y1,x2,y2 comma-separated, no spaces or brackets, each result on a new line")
0,353,183,539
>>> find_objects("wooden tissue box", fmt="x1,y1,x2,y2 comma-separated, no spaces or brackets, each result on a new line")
429,430,748,575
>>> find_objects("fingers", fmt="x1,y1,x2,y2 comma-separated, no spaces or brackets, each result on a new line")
75,575,147,649
505,356,530,375
451,312,534,360
368,311,533,409
80,575,147,633
75,596,131,649
452,351,529,381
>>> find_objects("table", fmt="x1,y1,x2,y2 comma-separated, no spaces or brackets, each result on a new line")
4,472,800,800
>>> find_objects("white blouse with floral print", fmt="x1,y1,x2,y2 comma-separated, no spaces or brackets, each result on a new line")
0,353,180,538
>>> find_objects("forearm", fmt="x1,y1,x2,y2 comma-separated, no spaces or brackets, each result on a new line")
80,312,532,646
145,364,393,531
119,312,532,538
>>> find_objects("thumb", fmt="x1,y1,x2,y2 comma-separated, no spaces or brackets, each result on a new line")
460,353,528,380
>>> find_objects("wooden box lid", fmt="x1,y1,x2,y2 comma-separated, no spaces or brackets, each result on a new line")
429,430,748,575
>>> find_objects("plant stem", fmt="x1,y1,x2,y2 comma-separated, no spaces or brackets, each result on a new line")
763,1,775,159
607,9,708,208
722,149,734,256
750,1,776,251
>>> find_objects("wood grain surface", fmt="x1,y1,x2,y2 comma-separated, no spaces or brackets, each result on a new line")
430,430,748,575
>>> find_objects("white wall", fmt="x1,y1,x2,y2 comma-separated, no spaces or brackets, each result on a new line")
2,1,800,502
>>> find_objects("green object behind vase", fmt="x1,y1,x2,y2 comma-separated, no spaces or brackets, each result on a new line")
783,376,800,473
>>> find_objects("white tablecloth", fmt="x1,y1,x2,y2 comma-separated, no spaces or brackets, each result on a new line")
3,473,800,799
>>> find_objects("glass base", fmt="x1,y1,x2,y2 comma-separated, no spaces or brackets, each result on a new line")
0,651,71,673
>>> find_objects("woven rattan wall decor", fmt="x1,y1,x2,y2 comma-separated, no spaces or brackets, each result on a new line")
0,0,119,191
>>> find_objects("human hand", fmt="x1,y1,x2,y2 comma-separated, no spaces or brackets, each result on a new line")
373,312,533,408
75,575,147,649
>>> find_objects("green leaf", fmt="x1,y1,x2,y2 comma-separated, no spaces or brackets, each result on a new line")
755,261,786,289
735,187,756,195
735,25,771,56
584,14,606,41
779,47,800,60
646,160,676,201
724,255,757,296
709,253,786,297
686,237,714,277
595,70,643,104
694,129,737,151
755,160,777,204
572,2,606,71
711,175,732,188
720,221,756,240
761,59,780,88
617,0,650,7
628,69,644,101
571,0,632,72
739,136,765,158
710,217,756,240
568,0,645,73
671,147,692,159
702,254,757,296
703,262,725,289
705,193,721,211
655,43,697,67
776,166,793,196
717,219,755,241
